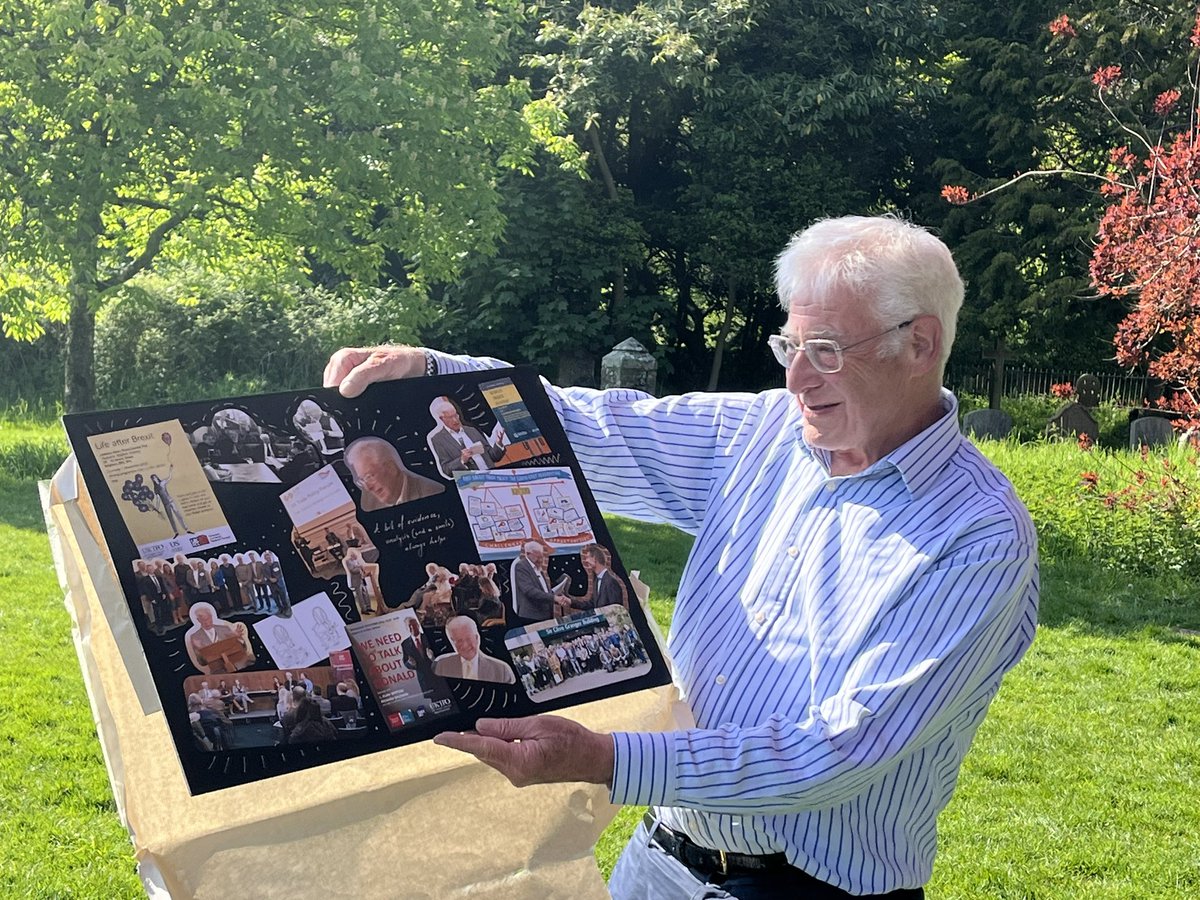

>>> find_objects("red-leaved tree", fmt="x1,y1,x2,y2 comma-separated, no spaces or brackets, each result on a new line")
944,10,1200,422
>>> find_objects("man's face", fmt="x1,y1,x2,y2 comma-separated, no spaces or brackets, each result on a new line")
527,546,546,567
783,291,915,473
196,608,214,628
438,407,462,431
351,448,398,499
407,618,421,638
448,621,479,661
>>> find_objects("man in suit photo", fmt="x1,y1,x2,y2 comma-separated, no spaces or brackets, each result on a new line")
509,541,568,622
432,616,516,685
426,395,506,479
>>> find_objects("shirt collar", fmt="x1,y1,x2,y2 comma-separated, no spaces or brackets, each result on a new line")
792,389,963,499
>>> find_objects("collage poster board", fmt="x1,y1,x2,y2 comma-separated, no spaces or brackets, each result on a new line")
63,366,670,795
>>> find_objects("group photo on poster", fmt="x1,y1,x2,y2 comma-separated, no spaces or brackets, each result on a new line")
62,366,669,794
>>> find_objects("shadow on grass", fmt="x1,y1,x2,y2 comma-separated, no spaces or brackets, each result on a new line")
1037,555,1200,639
0,476,49,532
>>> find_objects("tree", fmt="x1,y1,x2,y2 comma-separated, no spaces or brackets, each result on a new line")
0,0,551,410
1091,15,1200,420
927,1,1199,374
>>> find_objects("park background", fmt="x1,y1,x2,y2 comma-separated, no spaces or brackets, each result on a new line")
3,0,1200,896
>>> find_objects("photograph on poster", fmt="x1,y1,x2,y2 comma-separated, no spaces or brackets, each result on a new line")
182,667,368,751
478,376,552,465
186,406,317,484
505,605,650,703
426,394,509,480
183,602,256,675
281,465,376,580
346,610,459,732
345,436,444,510
291,399,346,457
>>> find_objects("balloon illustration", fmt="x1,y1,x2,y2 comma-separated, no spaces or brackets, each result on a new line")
120,474,156,513
161,432,172,446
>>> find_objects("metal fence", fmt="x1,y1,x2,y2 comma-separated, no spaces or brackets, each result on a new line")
944,365,1152,406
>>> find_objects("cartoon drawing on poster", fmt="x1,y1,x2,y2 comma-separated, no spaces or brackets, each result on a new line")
88,419,236,558
454,467,595,559
253,592,349,668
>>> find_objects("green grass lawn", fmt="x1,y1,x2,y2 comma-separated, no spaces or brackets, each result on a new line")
4,438,1200,897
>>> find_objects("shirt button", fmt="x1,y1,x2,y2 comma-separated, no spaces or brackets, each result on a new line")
786,546,799,558
824,481,837,493
754,611,766,624
715,674,727,685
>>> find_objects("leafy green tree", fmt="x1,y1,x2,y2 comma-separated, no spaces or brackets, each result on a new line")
445,0,950,392
0,0,549,410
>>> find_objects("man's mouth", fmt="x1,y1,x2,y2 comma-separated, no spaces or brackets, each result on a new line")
802,400,839,414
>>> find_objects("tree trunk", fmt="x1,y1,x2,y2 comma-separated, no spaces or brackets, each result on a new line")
708,276,738,391
64,206,102,413
585,123,625,316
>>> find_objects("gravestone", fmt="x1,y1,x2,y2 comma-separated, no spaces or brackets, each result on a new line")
601,338,657,394
1047,402,1098,442
982,340,1014,410
1075,373,1101,409
1129,415,1175,450
963,408,1014,440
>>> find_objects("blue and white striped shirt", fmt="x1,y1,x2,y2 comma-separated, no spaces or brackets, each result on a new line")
432,351,1039,894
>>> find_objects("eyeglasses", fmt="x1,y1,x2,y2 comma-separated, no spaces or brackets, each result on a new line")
767,320,913,374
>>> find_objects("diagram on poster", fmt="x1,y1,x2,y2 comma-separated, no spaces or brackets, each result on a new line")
456,467,595,559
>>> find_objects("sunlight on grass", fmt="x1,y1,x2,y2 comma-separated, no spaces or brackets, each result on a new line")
4,436,1200,896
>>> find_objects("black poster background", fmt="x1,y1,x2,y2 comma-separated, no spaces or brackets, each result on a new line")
63,367,670,794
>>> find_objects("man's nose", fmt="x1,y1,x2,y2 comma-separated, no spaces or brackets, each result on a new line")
785,349,824,393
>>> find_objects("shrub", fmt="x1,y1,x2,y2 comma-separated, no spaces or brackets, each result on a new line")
94,271,435,408
981,441,1200,576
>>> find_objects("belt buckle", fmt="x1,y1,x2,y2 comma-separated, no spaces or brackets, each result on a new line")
717,849,728,876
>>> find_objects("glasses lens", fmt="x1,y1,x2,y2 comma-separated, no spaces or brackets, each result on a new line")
768,336,793,367
806,340,843,373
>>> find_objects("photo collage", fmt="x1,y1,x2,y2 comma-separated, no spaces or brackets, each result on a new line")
64,367,669,793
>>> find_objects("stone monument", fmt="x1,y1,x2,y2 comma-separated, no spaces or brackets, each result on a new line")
601,338,657,394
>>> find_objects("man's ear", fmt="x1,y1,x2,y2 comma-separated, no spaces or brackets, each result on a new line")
908,315,943,375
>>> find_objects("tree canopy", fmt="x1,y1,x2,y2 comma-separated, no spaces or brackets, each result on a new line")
0,0,552,410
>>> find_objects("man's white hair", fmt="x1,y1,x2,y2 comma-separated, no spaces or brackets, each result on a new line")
429,396,457,419
774,214,963,369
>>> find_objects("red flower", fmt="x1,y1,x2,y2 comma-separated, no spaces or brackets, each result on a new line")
1080,470,1099,490
1192,10,1200,48
1049,14,1077,37
940,185,971,205
1077,432,1094,450
1103,493,1117,509
1092,65,1123,89
1051,382,1074,399
1153,89,1181,117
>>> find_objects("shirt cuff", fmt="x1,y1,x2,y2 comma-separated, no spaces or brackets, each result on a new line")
609,731,678,807
423,348,496,375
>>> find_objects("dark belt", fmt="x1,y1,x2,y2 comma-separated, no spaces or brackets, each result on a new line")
643,812,790,876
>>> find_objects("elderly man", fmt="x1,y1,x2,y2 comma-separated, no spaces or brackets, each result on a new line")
426,395,506,479
324,215,1038,899
432,616,516,685
509,540,568,622
344,436,443,510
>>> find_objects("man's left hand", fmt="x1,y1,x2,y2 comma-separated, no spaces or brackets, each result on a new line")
433,715,614,788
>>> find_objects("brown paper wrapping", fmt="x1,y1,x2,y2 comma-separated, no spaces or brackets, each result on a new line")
44,457,687,900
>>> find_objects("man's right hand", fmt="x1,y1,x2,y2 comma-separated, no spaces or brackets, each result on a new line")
323,345,426,397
